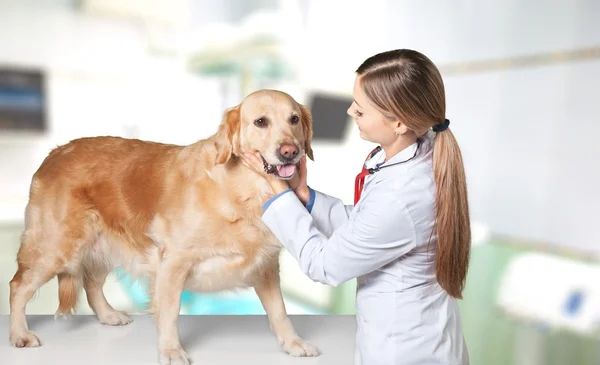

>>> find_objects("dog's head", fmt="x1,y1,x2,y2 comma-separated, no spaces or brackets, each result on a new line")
214,89,314,180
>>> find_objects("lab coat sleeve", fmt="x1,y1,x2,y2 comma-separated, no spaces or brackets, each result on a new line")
261,189,417,287
307,188,354,237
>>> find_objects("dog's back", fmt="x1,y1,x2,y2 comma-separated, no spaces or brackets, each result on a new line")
28,136,179,248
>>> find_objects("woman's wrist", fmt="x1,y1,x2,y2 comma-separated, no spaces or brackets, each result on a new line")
269,179,290,195
269,180,310,206
295,186,311,205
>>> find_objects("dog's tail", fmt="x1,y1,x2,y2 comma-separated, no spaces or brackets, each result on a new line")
56,273,81,317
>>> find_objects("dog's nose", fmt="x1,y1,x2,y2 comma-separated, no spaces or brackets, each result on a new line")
279,143,299,161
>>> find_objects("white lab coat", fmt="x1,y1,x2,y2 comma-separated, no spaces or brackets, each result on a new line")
261,132,469,365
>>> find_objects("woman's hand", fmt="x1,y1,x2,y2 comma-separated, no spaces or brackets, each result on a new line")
240,152,275,181
288,155,310,205
240,152,289,193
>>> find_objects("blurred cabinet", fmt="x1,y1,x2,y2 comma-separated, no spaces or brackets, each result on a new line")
460,240,600,365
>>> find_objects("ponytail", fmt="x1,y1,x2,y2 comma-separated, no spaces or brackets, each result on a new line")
432,129,471,299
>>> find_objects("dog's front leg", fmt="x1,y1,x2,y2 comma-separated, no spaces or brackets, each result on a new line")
154,254,191,365
254,265,320,357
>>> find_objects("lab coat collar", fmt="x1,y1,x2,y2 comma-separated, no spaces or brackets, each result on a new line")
364,132,434,184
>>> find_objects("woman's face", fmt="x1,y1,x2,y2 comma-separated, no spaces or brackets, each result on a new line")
347,76,400,146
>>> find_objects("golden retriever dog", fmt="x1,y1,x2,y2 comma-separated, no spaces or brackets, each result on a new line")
9,89,319,364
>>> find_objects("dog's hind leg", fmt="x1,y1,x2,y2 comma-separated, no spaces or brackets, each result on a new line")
83,264,132,325
9,198,96,347
9,229,72,346
254,261,320,357
9,260,55,347
9,204,64,348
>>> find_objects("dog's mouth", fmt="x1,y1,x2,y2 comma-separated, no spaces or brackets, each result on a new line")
260,155,298,180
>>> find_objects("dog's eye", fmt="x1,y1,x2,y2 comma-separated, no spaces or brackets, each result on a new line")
254,118,267,127
290,115,300,125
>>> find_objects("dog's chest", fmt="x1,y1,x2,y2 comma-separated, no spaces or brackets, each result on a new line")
184,243,280,292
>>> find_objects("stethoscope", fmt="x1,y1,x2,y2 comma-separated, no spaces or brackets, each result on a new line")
365,137,423,174
354,138,423,204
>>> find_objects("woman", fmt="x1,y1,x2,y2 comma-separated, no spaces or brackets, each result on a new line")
242,49,471,365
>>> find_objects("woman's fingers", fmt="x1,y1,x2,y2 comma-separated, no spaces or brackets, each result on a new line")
299,154,308,178
243,152,261,165
242,152,278,182
241,152,263,173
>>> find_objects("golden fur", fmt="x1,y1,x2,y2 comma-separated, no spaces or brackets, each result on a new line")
9,89,318,364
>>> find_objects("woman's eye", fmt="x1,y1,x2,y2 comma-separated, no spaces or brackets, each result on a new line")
291,115,299,124
254,118,267,127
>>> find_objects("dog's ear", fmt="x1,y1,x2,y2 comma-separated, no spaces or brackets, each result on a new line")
215,105,241,164
299,103,314,161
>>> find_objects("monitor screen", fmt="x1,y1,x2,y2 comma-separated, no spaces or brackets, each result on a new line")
307,92,352,142
0,67,47,132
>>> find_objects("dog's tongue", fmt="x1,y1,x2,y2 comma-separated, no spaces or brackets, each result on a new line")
277,164,296,178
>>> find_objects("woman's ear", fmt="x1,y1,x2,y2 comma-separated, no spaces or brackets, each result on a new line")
215,105,241,164
394,121,411,136
299,103,314,161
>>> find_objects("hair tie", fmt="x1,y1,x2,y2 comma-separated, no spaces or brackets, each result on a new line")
432,118,450,132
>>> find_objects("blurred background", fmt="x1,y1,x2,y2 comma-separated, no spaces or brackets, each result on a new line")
1,0,599,364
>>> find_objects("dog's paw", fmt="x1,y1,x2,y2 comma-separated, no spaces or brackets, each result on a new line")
54,311,73,320
280,336,320,357
10,331,42,348
98,311,133,326
159,346,190,365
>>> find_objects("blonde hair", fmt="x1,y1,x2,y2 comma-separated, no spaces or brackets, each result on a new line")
356,49,471,299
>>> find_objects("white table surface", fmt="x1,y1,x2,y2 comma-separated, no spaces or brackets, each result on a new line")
1,315,356,365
